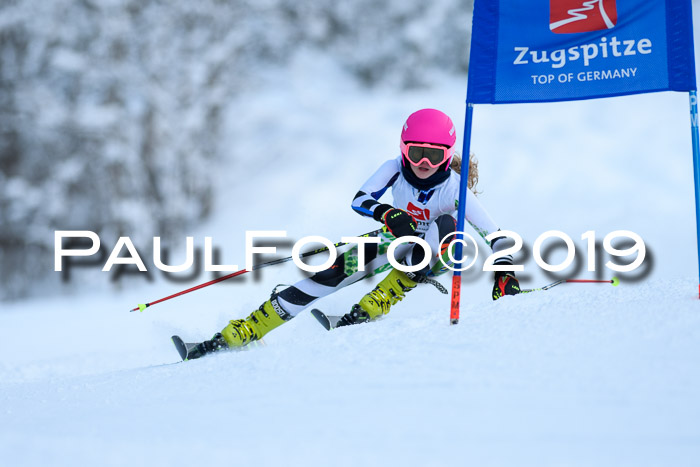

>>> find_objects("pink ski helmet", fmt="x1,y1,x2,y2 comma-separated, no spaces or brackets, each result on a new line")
400,109,457,170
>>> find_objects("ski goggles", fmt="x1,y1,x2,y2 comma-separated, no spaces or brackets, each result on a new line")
403,142,453,168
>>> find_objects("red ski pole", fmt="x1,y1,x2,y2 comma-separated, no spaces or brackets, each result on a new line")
130,228,384,312
520,277,620,293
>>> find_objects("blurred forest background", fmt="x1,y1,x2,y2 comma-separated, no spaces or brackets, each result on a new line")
0,0,473,300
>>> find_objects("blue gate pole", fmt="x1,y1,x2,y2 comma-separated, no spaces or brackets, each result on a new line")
450,102,475,324
689,90,700,299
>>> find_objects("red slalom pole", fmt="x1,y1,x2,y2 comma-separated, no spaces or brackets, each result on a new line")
449,275,461,325
130,228,383,312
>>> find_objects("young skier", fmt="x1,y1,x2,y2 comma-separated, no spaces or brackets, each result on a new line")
181,108,520,359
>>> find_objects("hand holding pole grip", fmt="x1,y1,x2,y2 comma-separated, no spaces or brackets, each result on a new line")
373,204,417,238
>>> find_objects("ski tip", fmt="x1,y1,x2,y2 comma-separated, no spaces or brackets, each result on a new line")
450,318,459,325
310,308,332,331
171,335,189,361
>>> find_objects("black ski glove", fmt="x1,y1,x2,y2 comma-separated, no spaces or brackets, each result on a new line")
492,271,520,300
373,204,417,238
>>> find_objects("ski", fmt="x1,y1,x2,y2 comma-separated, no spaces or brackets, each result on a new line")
171,334,266,361
310,308,344,331
171,334,222,361
171,335,197,361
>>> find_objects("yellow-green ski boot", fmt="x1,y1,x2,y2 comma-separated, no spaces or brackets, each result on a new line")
220,298,291,348
337,268,418,327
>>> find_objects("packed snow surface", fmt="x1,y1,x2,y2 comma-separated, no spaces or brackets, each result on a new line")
1,278,699,466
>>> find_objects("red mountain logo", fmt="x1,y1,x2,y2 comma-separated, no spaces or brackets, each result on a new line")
550,0,617,34
406,202,430,221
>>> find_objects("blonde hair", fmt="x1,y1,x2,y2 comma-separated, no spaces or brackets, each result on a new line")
450,152,480,194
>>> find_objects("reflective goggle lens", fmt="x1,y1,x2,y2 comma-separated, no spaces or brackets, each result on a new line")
407,145,447,165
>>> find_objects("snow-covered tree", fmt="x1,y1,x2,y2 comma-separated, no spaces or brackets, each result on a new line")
0,0,472,299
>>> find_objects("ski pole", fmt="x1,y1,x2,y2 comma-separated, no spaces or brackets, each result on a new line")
520,277,620,293
130,228,384,312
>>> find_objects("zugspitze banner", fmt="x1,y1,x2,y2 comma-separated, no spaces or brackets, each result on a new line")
467,0,697,103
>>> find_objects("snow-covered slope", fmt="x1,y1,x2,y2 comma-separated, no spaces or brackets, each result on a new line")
1,277,698,466
3,24,700,467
